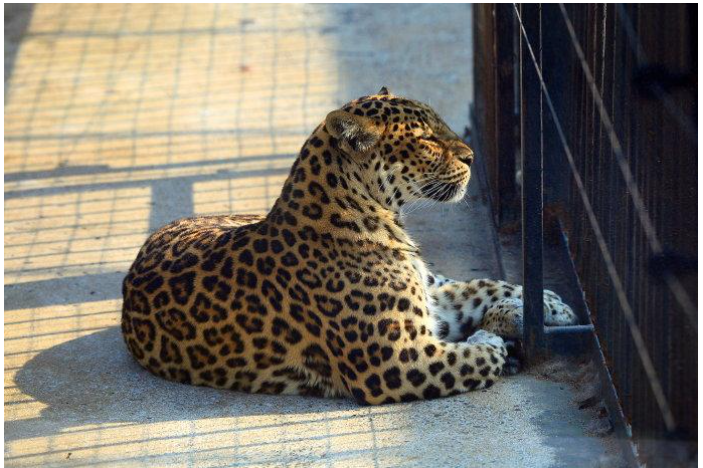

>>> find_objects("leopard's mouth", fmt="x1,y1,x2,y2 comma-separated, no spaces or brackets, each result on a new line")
420,181,466,202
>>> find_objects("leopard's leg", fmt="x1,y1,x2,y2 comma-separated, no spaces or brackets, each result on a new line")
425,276,576,376
480,298,524,339
425,274,577,342
250,366,345,398
340,319,509,405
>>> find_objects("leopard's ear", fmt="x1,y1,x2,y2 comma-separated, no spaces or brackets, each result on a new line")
325,110,384,154
378,86,391,95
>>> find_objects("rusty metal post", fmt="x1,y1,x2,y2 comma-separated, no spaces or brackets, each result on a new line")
519,3,546,359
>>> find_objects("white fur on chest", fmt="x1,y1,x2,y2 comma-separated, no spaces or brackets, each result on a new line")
410,255,446,337
410,255,431,289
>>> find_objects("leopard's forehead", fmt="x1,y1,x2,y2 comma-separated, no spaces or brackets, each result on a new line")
341,94,449,129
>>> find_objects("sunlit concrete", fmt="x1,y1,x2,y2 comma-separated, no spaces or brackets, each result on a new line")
5,4,623,467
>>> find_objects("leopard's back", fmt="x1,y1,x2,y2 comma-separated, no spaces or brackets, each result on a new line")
121,215,269,388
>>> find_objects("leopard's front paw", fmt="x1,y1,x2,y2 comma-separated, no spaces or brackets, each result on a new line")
466,329,505,348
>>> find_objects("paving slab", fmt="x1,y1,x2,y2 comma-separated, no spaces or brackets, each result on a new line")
5,4,624,467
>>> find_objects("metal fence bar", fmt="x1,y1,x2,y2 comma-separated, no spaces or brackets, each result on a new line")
518,3,546,358
513,2,677,433
494,4,518,224
476,4,696,463
558,3,697,330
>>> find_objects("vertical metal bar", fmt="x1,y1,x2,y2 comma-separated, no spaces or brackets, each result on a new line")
471,5,499,222
494,4,518,224
519,3,546,358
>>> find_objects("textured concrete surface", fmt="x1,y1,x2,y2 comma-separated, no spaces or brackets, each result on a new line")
5,4,623,467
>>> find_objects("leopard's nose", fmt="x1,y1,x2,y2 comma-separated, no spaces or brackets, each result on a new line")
457,149,474,167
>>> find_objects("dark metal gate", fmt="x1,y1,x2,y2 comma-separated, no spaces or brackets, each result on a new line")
472,4,697,466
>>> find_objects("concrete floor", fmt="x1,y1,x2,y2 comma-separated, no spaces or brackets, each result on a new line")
5,4,624,467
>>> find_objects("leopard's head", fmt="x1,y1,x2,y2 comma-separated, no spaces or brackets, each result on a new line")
326,87,474,209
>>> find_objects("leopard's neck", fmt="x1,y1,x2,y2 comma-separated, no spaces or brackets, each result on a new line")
266,125,419,254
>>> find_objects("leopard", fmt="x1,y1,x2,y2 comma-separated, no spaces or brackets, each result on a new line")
122,87,577,405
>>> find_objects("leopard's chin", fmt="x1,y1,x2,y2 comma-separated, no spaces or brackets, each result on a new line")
421,181,467,202
448,184,467,202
